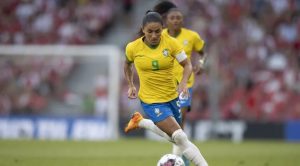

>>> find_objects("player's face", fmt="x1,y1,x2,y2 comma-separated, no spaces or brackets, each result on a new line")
166,11,183,31
142,22,162,46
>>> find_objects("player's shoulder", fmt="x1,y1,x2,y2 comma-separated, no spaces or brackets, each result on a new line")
182,28,199,37
162,32,177,43
162,28,168,35
126,37,143,50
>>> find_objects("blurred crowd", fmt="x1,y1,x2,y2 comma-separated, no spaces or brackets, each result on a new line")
171,0,300,122
0,56,74,115
0,0,114,44
1,0,300,122
0,0,115,115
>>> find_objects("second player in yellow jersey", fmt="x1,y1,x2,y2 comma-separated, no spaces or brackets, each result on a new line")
162,27,205,88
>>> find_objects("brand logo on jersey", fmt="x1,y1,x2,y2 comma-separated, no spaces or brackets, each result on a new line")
162,49,169,57
183,40,188,46
154,108,162,117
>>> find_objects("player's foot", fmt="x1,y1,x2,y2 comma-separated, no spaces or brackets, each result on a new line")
124,112,144,133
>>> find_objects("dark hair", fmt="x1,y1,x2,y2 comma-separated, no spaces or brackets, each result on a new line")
142,11,163,27
137,11,163,37
153,1,177,17
166,7,181,15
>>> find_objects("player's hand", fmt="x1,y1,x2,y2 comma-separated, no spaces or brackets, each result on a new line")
194,57,206,75
127,86,137,99
177,83,189,99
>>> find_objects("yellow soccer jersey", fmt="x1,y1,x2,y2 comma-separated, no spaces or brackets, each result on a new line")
162,28,205,87
125,34,184,104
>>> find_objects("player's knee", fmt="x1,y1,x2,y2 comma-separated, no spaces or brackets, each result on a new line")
172,129,188,146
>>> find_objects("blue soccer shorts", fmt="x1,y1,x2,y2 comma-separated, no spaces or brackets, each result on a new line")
140,98,182,124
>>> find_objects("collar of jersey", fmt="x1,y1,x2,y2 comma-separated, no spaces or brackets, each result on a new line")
142,37,160,49
168,28,182,38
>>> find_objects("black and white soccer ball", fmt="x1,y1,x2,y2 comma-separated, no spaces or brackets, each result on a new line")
157,154,185,166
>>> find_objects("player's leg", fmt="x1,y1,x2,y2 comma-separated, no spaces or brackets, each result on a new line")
124,101,176,141
173,88,193,165
166,98,208,166
124,111,172,141
125,99,208,166
180,107,189,128
173,106,190,165
155,116,208,166
172,106,188,154
171,128,208,166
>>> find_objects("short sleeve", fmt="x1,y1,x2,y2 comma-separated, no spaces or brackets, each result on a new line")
193,32,205,52
170,37,184,58
125,43,134,62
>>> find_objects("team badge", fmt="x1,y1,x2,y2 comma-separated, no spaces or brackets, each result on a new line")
162,49,169,57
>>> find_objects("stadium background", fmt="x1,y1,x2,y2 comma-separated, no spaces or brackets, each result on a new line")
0,0,300,166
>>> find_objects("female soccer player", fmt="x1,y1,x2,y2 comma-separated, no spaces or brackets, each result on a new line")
124,11,208,166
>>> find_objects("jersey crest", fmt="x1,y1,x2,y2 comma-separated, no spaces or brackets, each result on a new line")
162,49,170,57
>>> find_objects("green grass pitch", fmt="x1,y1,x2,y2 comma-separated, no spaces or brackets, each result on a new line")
0,139,299,166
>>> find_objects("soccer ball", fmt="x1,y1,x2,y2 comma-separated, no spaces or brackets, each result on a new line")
157,154,185,166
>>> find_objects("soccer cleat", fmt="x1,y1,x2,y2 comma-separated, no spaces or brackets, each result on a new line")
124,112,144,133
